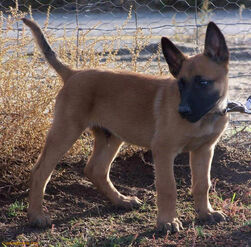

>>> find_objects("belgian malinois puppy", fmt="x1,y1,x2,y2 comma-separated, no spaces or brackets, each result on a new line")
22,18,229,232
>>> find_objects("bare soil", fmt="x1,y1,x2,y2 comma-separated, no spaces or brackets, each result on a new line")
0,134,250,246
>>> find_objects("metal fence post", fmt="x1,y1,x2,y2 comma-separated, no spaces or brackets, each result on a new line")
75,0,80,68
194,0,199,53
16,0,19,58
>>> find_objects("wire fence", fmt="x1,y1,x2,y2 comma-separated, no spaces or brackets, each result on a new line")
1,2,251,47
1,1,251,57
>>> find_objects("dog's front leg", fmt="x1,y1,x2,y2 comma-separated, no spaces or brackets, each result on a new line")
152,143,183,233
190,144,226,224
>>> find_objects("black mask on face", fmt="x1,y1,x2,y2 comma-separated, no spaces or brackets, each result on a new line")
178,76,221,123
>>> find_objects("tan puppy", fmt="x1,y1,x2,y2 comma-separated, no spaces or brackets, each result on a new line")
22,18,229,232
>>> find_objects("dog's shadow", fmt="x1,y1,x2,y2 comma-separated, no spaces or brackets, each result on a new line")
46,143,249,226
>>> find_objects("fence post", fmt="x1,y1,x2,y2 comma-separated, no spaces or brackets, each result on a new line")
16,0,19,58
194,0,199,53
16,0,20,82
75,0,80,68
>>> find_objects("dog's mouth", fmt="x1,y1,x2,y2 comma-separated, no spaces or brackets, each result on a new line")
179,103,219,123
178,93,223,123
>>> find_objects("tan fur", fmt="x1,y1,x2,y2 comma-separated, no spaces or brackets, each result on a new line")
23,18,229,231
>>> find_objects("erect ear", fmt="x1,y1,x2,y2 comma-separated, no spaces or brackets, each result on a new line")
204,22,229,63
161,37,186,78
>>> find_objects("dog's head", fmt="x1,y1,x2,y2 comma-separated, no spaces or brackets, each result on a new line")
161,22,229,123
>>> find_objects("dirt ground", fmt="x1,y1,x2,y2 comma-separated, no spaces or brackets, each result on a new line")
0,131,250,246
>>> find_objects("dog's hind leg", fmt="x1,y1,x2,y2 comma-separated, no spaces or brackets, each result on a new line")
28,111,84,228
190,144,226,224
84,127,142,208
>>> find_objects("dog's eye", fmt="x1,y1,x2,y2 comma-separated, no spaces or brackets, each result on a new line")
194,76,212,88
200,80,209,86
199,79,213,88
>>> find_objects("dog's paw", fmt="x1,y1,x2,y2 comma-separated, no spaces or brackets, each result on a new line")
199,210,226,224
157,217,183,234
28,212,51,228
115,196,142,209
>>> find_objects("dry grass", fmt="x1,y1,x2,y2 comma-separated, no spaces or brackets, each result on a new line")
0,6,164,167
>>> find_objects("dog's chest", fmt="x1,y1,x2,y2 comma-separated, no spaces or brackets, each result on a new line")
182,134,214,152
182,114,228,152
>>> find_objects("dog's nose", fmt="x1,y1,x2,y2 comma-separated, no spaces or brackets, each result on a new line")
178,105,192,115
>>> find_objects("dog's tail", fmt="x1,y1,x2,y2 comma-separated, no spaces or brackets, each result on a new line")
22,18,73,81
